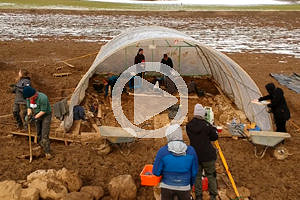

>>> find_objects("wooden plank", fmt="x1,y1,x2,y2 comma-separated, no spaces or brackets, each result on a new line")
53,72,72,77
81,132,99,136
61,61,75,68
70,120,81,136
290,120,300,132
10,131,77,143
0,114,13,119
97,104,102,118
92,124,101,135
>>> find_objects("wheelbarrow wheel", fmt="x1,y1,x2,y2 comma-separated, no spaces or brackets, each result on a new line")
273,146,290,160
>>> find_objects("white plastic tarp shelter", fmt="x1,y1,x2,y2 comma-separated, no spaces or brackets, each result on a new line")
63,26,272,132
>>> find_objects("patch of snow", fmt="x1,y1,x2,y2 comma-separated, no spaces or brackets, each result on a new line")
87,0,292,6
0,13,299,57
0,3,15,6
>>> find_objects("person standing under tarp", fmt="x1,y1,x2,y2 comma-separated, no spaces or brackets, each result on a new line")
10,69,31,130
161,53,173,69
134,48,145,65
153,124,198,200
186,104,218,200
23,86,52,159
258,83,290,132
130,48,145,89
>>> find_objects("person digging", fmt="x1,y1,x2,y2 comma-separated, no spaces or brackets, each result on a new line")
23,86,52,160
10,69,31,130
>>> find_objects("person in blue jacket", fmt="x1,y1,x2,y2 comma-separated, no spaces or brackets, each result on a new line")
104,74,119,97
153,124,199,200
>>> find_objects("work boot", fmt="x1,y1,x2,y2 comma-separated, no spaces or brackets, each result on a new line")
45,153,53,160
210,195,217,200
195,196,202,200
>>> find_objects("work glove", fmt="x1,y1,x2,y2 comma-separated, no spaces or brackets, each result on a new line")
25,115,36,124
9,84,16,93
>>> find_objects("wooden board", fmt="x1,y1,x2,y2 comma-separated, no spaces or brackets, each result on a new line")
92,123,101,135
11,131,76,143
61,61,75,68
70,120,81,136
53,72,72,77
0,114,13,119
97,104,102,118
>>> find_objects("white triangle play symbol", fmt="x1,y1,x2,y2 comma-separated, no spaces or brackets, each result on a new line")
134,76,178,125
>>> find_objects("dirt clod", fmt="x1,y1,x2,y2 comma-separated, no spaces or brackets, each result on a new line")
20,187,39,200
80,186,104,200
0,180,22,200
62,191,93,200
108,175,137,200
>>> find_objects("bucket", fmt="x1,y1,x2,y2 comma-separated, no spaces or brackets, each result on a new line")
192,177,208,191
140,165,162,186
217,126,223,133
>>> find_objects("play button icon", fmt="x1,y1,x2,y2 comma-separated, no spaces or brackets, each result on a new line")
133,76,178,125
111,62,188,138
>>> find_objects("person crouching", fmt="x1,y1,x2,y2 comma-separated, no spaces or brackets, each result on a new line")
23,86,52,159
153,124,199,200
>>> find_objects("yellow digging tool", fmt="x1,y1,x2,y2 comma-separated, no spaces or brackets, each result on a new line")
215,140,240,198
28,123,32,163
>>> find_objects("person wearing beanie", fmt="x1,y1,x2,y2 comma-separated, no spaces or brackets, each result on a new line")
153,124,198,200
10,69,31,130
258,83,290,132
24,86,52,159
186,104,218,200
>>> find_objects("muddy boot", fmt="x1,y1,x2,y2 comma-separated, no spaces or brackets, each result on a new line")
45,153,53,160
195,196,202,200
210,195,216,200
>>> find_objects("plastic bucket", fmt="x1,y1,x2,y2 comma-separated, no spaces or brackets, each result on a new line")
140,165,162,186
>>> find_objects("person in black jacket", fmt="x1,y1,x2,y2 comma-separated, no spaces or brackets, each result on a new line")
134,48,145,65
258,83,290,132
11,69,31,130
186,104,218,200
161,53,173,68
130,48,145,89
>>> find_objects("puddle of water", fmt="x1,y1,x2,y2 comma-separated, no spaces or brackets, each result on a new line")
0,13,299,57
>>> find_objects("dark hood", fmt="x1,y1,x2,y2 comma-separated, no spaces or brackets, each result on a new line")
265,83,275,94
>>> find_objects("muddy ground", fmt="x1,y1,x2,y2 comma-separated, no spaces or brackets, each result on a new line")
0,10,300,200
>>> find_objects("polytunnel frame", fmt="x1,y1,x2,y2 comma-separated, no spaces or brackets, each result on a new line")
63,26,273,132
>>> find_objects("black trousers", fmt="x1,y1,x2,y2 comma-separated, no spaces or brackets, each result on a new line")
275,119,287,132
161,188,191,200
13,103,27,127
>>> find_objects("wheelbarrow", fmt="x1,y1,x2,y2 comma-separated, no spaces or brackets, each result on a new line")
248,131,291,159
99,126,135,156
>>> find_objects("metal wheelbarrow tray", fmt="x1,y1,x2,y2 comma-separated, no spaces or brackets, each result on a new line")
249,131,291,158
99,126,135,155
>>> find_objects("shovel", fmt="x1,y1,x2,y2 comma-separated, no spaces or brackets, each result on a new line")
28,123,32,163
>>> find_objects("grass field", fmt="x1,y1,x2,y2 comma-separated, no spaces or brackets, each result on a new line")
0,0,300,11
